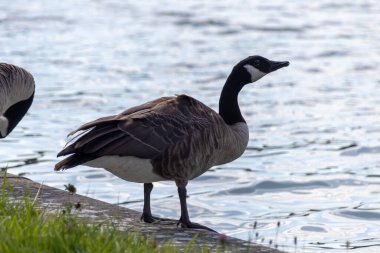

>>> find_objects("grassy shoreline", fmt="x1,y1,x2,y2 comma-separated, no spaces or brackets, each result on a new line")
0,173,213,253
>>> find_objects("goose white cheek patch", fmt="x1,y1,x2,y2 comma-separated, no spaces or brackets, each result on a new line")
243,64,266,82
0,116,9,137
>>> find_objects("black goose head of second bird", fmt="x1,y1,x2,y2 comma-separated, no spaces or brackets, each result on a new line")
226,55,290,89
219,55,289,125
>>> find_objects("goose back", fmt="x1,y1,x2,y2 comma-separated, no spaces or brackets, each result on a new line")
56,95,249,182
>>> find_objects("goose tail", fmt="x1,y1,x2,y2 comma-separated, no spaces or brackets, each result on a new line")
54,154,94,171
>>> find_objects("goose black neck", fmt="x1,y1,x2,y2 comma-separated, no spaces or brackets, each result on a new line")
219,74,245,125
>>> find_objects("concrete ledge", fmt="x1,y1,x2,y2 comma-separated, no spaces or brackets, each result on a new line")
1,172,283,252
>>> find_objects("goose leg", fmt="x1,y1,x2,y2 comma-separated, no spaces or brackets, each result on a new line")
177,186,215,232
140,183,171,223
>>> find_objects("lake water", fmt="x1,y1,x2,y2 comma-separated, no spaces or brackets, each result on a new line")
1,1,380,252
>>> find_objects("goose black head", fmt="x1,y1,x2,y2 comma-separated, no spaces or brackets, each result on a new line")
231,55,289,86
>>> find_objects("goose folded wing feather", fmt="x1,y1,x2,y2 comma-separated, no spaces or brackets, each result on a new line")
63,95,214,160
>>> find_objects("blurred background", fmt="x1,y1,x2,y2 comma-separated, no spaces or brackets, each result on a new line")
1,0,380,252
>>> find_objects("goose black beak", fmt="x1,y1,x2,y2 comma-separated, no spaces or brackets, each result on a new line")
269,60,290,72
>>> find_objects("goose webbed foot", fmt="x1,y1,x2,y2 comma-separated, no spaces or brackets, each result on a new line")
177,217,216,232
140,213,173,224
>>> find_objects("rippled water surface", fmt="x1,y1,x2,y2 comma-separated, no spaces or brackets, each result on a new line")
1,1,380,252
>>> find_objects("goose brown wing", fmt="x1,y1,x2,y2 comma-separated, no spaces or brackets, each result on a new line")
58,95,216,160
66,96,173,136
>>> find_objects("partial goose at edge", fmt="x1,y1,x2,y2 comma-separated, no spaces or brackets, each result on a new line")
0,63,35,138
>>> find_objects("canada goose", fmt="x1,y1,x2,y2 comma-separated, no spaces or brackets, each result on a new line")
55,55,289,230
0,63,35,138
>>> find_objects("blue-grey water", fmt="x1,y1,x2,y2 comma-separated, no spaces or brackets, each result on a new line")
1,1,380,252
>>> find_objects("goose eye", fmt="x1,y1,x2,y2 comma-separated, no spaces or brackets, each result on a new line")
253,60,260,67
